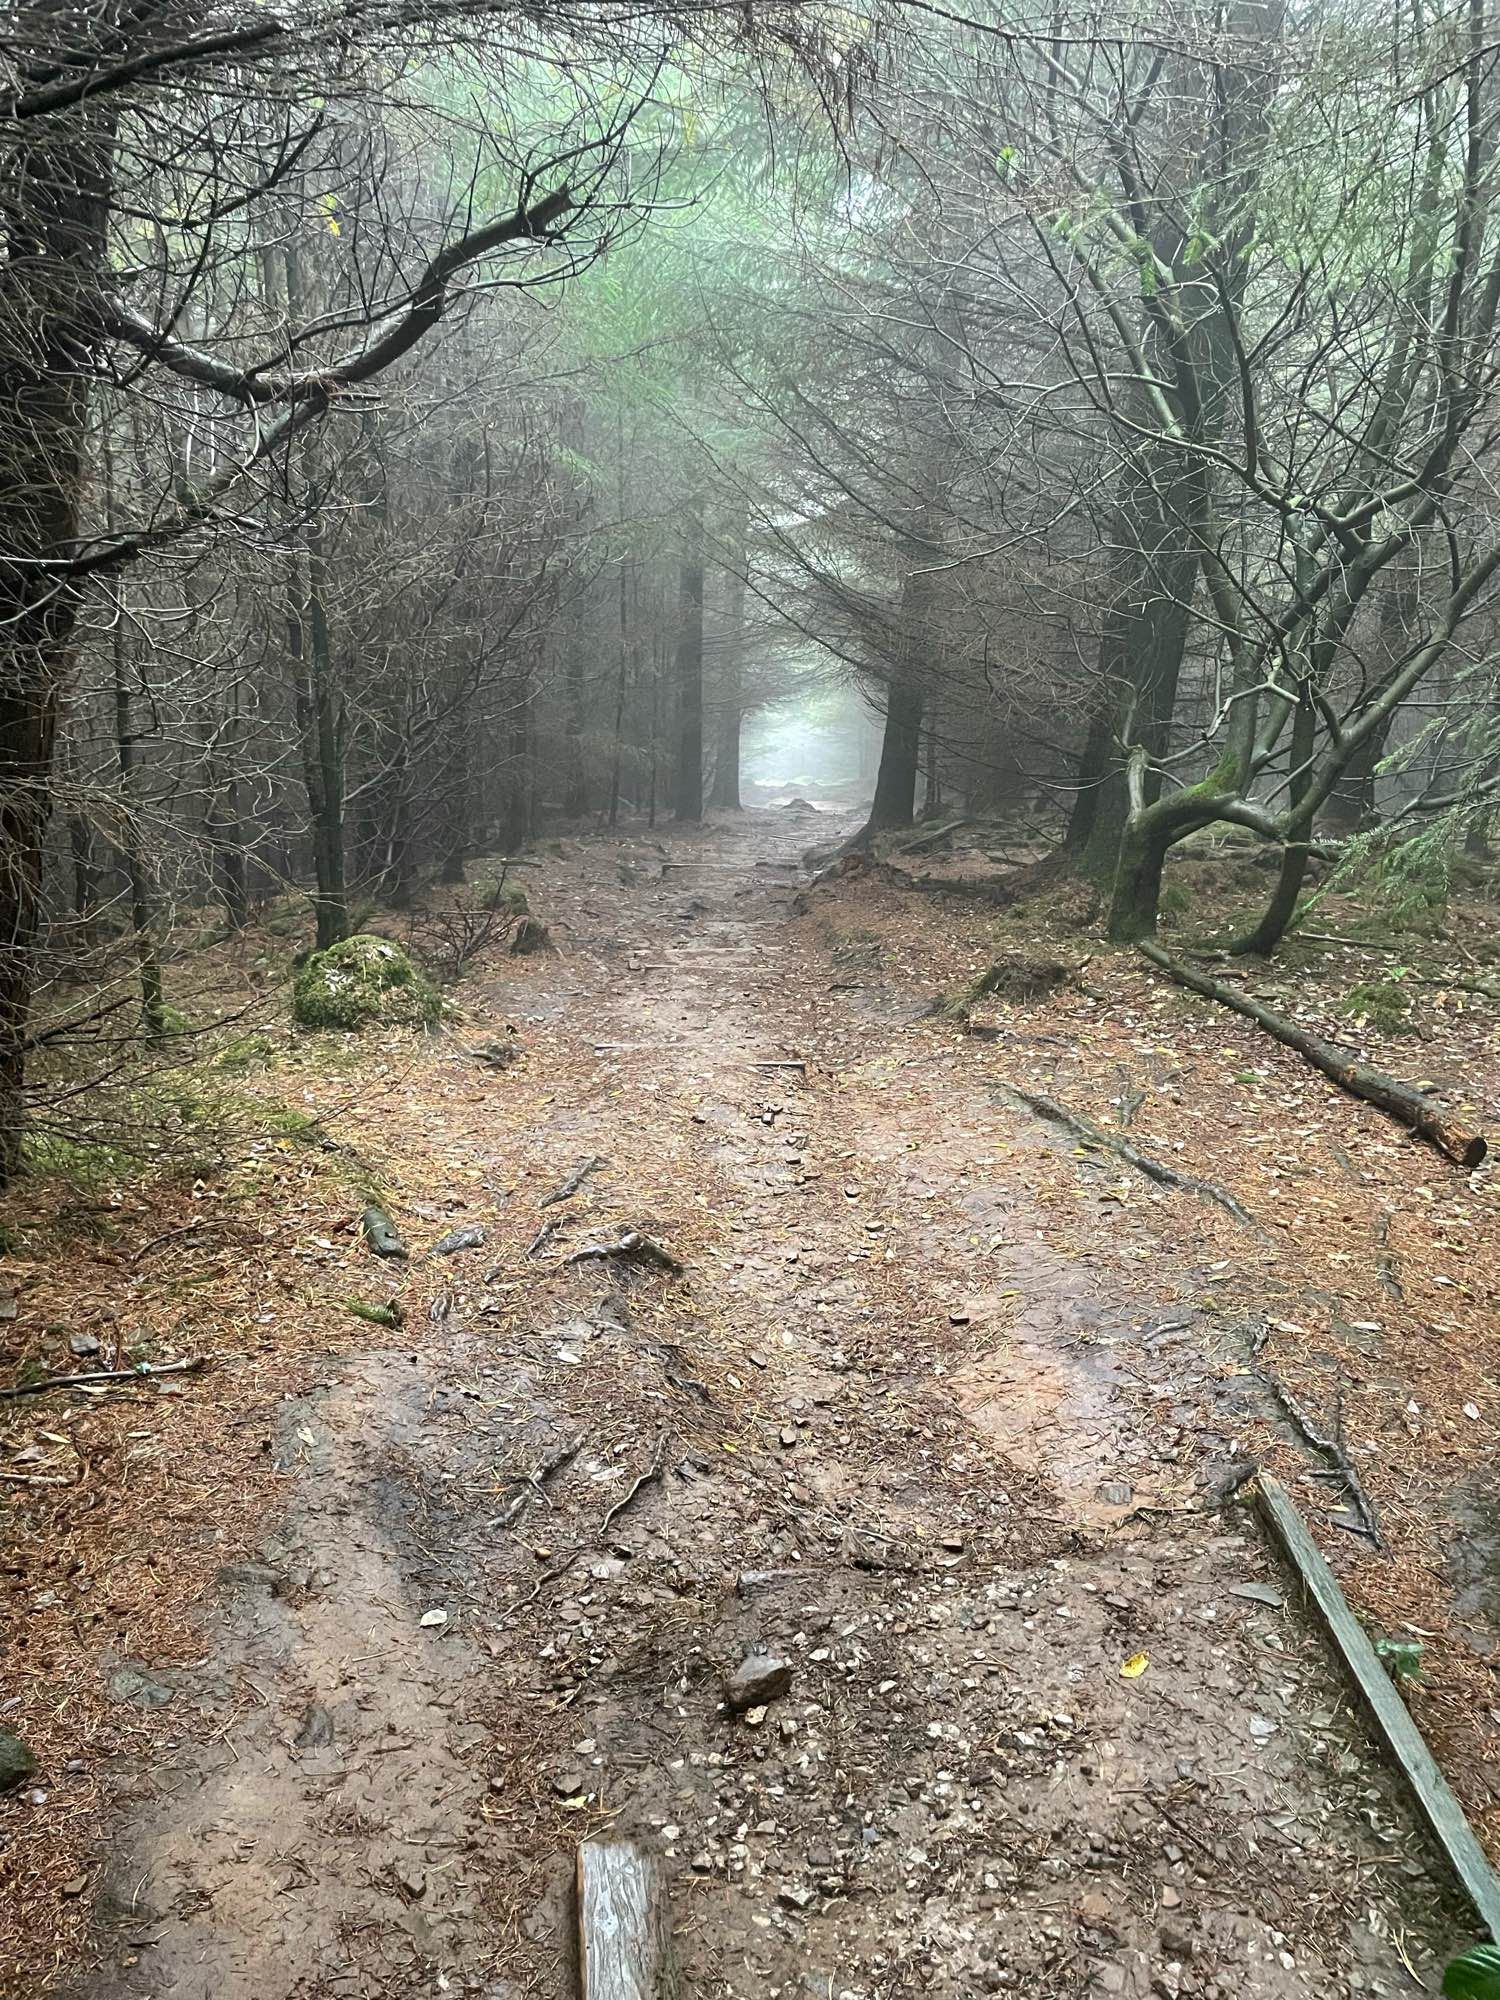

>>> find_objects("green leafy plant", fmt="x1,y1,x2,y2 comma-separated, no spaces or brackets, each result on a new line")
1443,1946,1500,1999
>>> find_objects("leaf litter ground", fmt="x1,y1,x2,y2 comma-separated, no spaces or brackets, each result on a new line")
0,807,1490,1999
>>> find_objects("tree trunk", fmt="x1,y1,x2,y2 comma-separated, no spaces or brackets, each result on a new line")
1078,453,1202,885
289,544,348,952
707,535,746,812
1233,690,1316,956
564,579,590,820
1065,705,1114,853
860,522,940,839
112,592,168,1041
922,707,942,816
0,102,115,1184
59,725,98,940
203,687,249,930
672,539,705,823
1322,712,1394,832
865,674,925,833
499,672,532,852
437,716,470,883
607,554,631,829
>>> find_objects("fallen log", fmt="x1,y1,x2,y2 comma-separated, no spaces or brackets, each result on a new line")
1139,942,1487,1170
576,1841,679,2000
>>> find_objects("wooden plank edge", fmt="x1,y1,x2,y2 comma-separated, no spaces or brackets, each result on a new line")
576,1838,680,1999
1253,1471,1500,1939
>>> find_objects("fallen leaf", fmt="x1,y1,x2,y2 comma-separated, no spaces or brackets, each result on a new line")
1119,1652,1149,1679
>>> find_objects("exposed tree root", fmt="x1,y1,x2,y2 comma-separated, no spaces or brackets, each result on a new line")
936,953,1080,1021
1139,942,1488,1170
991,1082,1261,1231
1248,1325,1384,1548
491,1433,584,1531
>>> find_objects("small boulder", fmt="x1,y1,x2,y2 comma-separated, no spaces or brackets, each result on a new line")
108,1663,173,1709
0,1732,37,1793
292,935,440,1033
509,916,550,956
724,1652,793,1714
432,1223,485,1256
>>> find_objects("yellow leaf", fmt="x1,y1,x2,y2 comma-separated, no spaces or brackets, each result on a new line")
1120,1652,1149,1679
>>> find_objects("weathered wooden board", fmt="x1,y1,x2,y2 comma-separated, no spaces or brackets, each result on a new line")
576,1841,680,2000
1255,1472,1500,1938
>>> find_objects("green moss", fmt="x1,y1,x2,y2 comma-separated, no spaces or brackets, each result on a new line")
291,935,441,1033
211,1032,277,1074
1343,979,1415,1034
1159,882,1192,918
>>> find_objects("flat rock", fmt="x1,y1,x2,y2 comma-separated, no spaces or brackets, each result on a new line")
217,1561,285,1595
108,1663,174,1709
293,1701,335,1749
724,1652,793,1714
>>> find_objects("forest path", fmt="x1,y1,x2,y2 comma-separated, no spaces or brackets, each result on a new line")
74,809,1456,2000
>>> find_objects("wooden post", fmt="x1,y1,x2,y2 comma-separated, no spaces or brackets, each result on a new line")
576,1841,680,1999
1254,1473,1500,1939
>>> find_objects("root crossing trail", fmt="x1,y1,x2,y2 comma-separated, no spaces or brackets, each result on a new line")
74,811,1456,2000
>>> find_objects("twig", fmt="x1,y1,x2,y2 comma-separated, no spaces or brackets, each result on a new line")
0,1357,206,1400
131,1218,245,1262
491,1433,584,1530
538,1156,607,1210
601,1433,670,1535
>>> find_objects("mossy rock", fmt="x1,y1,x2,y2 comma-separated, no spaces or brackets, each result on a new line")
292,935,441,1033
1343,979,1415,1035
0,1732,37,1794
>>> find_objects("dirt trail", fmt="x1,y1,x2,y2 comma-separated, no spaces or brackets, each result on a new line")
70,810,1459,2000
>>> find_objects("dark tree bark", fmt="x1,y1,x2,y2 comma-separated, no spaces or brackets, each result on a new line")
1233,688,1316,955
499,670,533,852
109,574,167,1042
59,724,99,939
0,100,115,1182
607,553,632,829
672,538,705,823
203,688,249,929
289,540,348,951
859,517,940,839
1322,714,1394,831
865,674,925,832
707,532,746,811
1077,451,1202,883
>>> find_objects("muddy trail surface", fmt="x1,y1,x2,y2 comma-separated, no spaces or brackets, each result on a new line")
69,810,1459,2000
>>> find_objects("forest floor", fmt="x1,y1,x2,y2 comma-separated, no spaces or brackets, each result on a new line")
2,804,1497,2000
